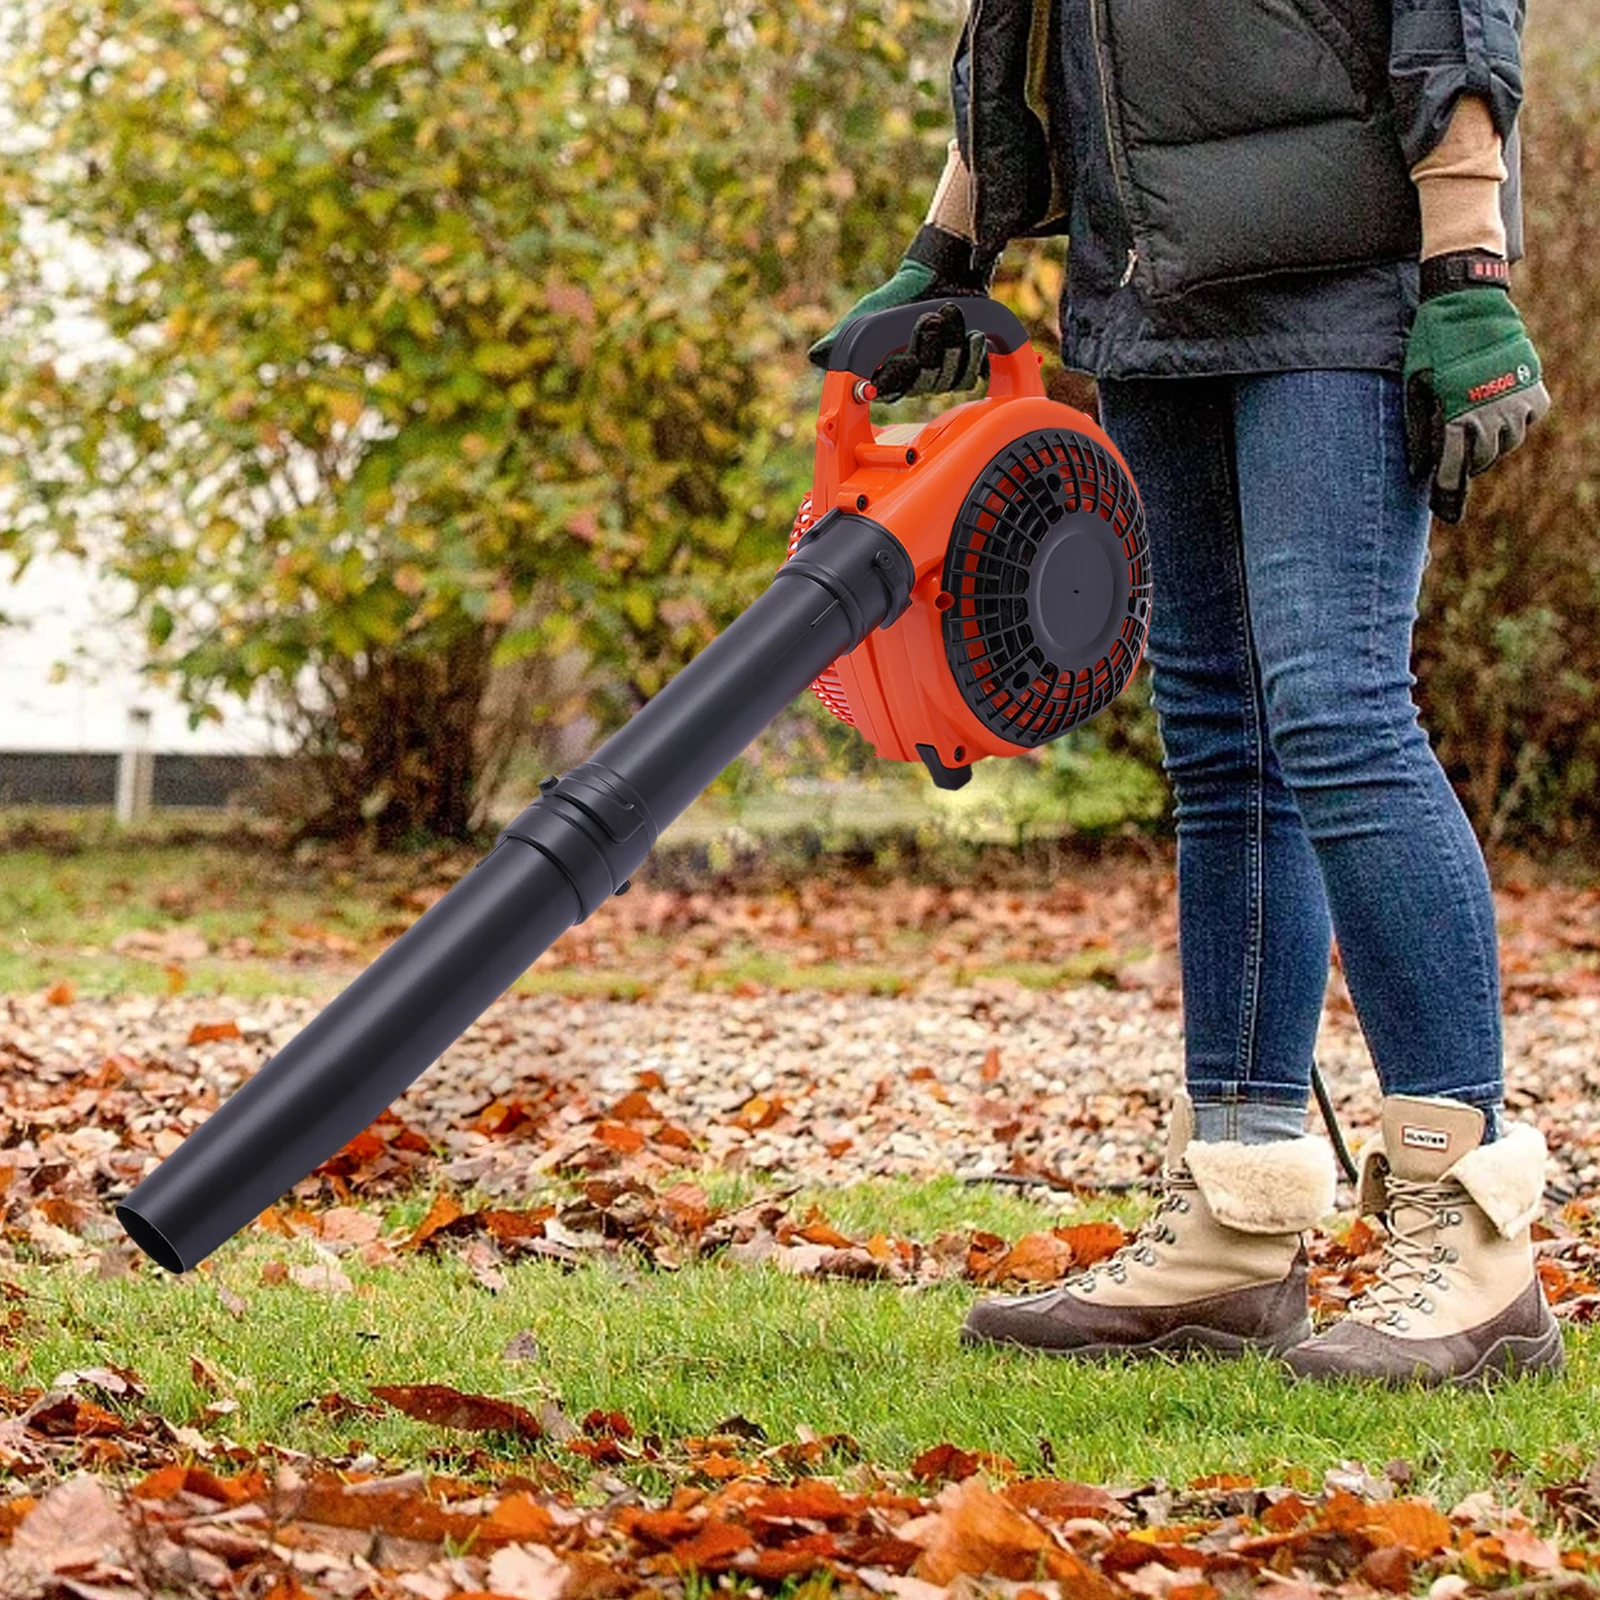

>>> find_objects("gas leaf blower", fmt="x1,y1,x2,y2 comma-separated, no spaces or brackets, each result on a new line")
114,297,1151,1273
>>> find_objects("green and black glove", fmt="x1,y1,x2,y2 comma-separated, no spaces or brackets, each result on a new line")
1403,249,1551,523
808,224,998,401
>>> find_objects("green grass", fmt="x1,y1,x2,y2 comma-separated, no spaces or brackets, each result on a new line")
0,830,1140,1000
12,1178,1596,1511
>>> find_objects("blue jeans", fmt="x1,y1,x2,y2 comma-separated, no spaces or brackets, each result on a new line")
1097,371,1504,1145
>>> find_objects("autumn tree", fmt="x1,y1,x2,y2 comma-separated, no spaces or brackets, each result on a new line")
0,0,961,842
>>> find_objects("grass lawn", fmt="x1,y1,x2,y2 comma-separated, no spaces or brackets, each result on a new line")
0,817,1153,1001
13,1178,1597,1515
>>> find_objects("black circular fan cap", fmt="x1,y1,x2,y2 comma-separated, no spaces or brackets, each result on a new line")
941,427,1150,747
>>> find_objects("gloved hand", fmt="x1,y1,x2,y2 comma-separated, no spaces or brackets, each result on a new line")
808,223,998,401
1403,249,1551,523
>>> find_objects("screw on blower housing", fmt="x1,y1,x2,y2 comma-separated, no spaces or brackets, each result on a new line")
113,297,1151,1273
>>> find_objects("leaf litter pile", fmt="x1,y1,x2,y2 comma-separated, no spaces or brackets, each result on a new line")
5,864,1600,1594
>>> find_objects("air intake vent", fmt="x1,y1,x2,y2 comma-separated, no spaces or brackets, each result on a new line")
941,428,1149,747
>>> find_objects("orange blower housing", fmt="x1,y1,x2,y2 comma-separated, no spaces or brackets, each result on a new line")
784,300,1150,789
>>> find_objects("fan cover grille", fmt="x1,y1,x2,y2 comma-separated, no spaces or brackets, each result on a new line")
942,428,1149,747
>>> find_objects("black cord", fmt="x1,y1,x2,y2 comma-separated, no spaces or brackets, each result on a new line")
1312,1059,1359,1185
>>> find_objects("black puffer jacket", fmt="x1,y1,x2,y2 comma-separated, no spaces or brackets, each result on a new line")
950,0,1526,378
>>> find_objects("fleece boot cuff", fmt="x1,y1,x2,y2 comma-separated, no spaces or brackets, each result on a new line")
1184,1135,1339,1236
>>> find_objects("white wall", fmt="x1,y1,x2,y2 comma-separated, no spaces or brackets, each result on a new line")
0,552,280,753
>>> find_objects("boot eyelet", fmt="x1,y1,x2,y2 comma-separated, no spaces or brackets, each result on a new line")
1389,1313,1410,1332
1177,1198,1191,1213
1447,1210,1463,1225
1445,1248,1459,1263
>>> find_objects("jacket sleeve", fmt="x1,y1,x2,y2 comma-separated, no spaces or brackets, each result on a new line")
1390,0,1525,167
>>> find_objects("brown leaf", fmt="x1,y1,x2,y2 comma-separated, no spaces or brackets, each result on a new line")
464,1238,509,1293
484,1542,569,1599
660,1183,712,1233
501,1330,541,1364
1005,1478,1124,1522
1358,1544,1415,1592
1,1474,127,1585
911,1442,1014,1485
317,1208,382,1247
288,1262,353,1294
370,1383,544,1440
25,1394,127,1437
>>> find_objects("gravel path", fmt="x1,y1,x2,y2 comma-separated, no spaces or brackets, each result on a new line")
6,965,1599,1223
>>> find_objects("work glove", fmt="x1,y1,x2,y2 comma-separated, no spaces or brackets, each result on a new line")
1403,249,1551,523
808,223,998,402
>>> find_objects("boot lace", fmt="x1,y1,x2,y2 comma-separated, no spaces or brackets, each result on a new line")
1351,1174,1465,1332
1067,1165,1195,1292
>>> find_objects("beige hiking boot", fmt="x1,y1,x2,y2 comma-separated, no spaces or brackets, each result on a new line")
1283,1095,1564,1387
960,1092,1336,1359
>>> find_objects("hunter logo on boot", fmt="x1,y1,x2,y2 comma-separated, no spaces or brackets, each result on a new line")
1401,1124,1451,1152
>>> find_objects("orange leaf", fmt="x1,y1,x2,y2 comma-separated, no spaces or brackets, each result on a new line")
480,1208,549,1245
132,1464,188,1500
1360,1499,1454,1558
909,1478,1061,1585
749,1482,860,1523
187,1020,242,1045
980,1046,1003,1081
43,980,75,1006
994,1231,1075,1285
659,1520,755,1572
405,1192,464,1250
1054,1221,1128,1268
472,1100,528,1137
797,1220,857,1250
609,1090,658,1121
910,1442,1013,1485
596,1120,646,1154
482,1492,559,1543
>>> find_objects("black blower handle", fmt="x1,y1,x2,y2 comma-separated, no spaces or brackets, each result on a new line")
824,295,1030,381
114,510,915,1274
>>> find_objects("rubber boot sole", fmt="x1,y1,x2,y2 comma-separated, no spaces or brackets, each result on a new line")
1281,1310,1567,1388
960,1314,1313,1362
1448,1316,1567,1387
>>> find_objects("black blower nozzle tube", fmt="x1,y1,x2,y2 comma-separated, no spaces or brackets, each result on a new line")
115,512,914,1272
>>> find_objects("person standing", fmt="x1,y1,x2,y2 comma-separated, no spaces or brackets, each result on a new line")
812,0,1557,1386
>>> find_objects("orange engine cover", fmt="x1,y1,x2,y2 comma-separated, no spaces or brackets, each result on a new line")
781,329,1150,784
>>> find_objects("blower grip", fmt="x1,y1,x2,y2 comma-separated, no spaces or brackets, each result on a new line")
114,510,914,1273
824,296,1028,382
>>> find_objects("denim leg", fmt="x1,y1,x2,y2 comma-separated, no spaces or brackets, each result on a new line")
1098,379,1329,1131
1231,370,1504,1138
